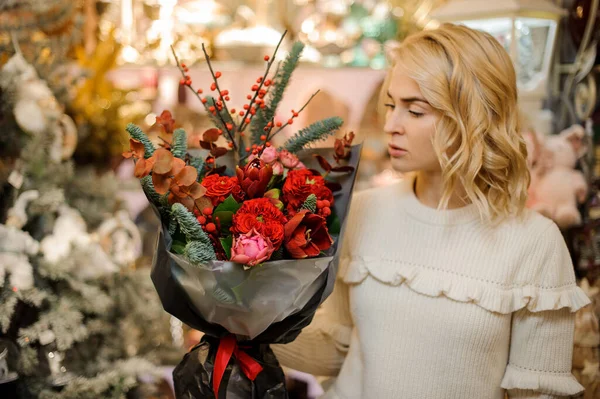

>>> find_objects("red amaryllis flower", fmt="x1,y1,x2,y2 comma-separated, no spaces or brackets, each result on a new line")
201,174,245,206
236,158,273,199
123,139,154,178
283,169,334,216
284,210,333,259
231,198,287,249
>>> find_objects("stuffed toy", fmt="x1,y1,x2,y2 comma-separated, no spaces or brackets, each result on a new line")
525,125,588,229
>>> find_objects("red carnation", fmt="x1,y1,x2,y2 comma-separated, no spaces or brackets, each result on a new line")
283,169,334,216
201,174,245,206
231,198,287,249
284,210,333,258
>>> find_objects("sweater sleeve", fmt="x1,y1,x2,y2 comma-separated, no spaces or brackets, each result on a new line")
271,191,366,376
501,222,587,398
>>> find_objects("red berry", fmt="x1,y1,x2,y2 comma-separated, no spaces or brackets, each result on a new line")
197,215,207,224
228,142,234,148
226,123,233,130
197,88,203,94
260,135,267,141
246,147,251,152
256,77,263,83
244,118,250,124
239,111,245,116
322,200,331,208
217,129,223,135
251,85,259,91
181,63,187,68
230,108,236,114
259,89,266,96
243,104,250,110
211,83,217,91
265,142,271,147
193,208,200,216
205,223,216,233
240,132,245,137
317,200,324,209
203,207,213,216
288,119,294,125
247,94,252,100
252,144,258,149
264,79,272,86
225,96,230,101
264,55,270,61
276,121,282,127
209,106,215,112
179,78,185,85
260,103,266,109
221,90,229,96
250,108,256,115
184,67,189,73
293,112,299,117
201,98,208,104
322,207,331,217
215,71,222,78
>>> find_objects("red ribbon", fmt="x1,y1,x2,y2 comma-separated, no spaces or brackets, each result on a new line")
213,335,264,399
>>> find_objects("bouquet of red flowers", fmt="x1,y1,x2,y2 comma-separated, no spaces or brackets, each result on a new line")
124,31,360,398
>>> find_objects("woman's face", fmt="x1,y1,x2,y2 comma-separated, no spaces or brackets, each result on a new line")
383,65,441,174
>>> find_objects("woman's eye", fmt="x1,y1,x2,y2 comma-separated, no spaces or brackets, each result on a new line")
384,103,395,109
409,110,424,118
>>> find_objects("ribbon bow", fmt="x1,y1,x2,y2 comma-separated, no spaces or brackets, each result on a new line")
213,335,264,398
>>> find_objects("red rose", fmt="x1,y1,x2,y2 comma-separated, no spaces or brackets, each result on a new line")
232,198,287,249
284,210,333,258
283,169,334,216
201,174,245,206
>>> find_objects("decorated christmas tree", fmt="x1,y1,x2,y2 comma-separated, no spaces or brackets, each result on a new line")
0,7,181,398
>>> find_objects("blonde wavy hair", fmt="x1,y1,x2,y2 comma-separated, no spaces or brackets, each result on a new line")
383,23,530,222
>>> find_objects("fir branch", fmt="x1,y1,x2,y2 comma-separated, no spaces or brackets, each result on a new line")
189,156,205,178
282,117,344,154
0,291,18,333
171,204,214,245
249,42,303,144
299,194,317,213
18,346,39,375
125,124,155,158
171,128,187,159
184,241,216,265
140,176,163,207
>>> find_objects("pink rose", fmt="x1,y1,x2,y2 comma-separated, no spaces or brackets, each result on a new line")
272,161,284,175
294,161,306,170
230,228,275,267
260,146,279,164
279,150,300,169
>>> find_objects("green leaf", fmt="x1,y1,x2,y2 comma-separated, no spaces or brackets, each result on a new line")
214,211,234,232
214,195,242,214
267,174,284,190
220,236,233,260
327,210,341,235
171,241,186,254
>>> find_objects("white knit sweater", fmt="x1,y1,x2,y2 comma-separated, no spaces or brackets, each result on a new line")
273,176,591,399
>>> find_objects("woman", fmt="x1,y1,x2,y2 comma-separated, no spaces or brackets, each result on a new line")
273,24,591,398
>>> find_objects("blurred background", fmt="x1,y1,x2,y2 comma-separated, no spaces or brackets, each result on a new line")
2,1,600,398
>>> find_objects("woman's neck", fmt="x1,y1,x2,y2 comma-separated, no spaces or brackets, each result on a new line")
414,171,469,210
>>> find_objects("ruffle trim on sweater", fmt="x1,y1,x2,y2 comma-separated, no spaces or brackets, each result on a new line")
341,256,591,314
501,364,585,397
